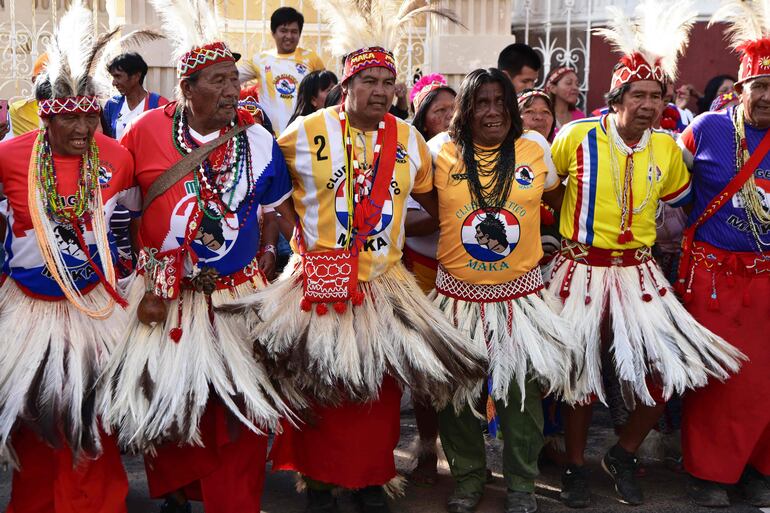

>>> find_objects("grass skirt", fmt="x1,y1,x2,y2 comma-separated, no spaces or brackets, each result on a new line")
223,256,488,411
0,280,126,463
547,256,745,406
99,274,291,451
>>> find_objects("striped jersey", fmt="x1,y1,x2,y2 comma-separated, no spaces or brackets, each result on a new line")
678,107,770,251
278,107,433,281
551,115,691,249
239,47,325,135
429,131,559,283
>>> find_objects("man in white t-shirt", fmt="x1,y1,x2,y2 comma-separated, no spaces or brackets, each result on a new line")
102,52,168,139
238,7,325,135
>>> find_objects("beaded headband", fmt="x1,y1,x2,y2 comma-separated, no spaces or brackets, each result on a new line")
516,89,552,108
610,52,666,91
342,47,397,83
38,95,101,117
178,41,236,78
546,67,575,89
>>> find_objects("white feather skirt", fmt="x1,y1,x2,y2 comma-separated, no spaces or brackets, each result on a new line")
99,274,292,451
547,257,745,407
0,279,126,463
224,255,488,411
431,267,574,408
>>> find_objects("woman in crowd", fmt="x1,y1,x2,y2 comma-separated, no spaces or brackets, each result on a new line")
287,69,338,126
696,74,736,113
545,66,585,135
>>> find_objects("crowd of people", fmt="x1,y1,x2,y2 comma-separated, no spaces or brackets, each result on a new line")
0,1,768,513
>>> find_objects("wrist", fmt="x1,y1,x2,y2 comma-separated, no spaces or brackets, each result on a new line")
262,244,277,257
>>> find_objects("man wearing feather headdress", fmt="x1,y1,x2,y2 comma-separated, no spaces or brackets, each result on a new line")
0,1,144,511
221,1,487,512
677,1,770,507
548,0,745,507
97,1,295,512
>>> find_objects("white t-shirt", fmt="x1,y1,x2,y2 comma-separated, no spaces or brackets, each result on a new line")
115,99,148,139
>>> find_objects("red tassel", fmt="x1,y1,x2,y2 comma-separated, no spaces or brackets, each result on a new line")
707,294,720,311
560,289,570,299
316,303,328,315
333,302,347,314
584,295,591,305
642,293,653,302
300,298,312,312
658,287,668,297
617,230,634,244
169,328,182,343
351,290,364,306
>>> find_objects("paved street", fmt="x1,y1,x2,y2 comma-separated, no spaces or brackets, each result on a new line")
0,407,766,513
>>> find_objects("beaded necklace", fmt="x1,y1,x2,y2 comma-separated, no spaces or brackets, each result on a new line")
607,114,655,244
35,132,100,223
172,107,255,228
731,104,770,250
339,108,385,249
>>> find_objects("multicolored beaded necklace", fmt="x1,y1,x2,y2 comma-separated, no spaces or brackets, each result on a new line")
34,131,100,223
172,107,255,229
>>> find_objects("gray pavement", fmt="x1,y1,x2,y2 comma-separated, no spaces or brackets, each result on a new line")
0,409,764,513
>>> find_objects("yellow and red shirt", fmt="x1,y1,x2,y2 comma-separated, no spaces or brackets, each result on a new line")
278,107,433,281
429,130,559,284
551,115,691,249
239,47,325,135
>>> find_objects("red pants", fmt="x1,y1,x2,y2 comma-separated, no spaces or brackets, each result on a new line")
683,265,770,483
270,376,402,489
6,426,128,513
144,400,268,513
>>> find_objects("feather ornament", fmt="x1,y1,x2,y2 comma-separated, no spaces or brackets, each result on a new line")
595,0,695,81
311,0,464,59
710,0,770,51
149,0,222,62
44,0,95,98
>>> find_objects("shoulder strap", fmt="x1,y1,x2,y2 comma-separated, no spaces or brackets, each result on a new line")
684,127,770,242
676,126,770,295
142,122,252,211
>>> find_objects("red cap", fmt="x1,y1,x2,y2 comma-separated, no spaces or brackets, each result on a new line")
178,41,236,78
610,52,665,91
736,39,770,85
342,47,397,83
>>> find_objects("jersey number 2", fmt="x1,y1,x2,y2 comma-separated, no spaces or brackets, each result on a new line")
314,135,328,161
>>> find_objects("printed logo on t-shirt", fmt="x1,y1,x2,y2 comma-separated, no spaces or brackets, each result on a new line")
274,74,298,98
98,162,114,186
731,178,770,213
461,208,520,263
164,195,240,262
395,142,408,164
296,62,308,75
515,165,534,189
334,179,393,235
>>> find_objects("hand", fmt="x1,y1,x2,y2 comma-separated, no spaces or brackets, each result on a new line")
258,250,276,281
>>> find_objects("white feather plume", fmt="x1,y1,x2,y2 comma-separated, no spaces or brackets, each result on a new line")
311,0,463,60
149,0,222,62
710,0,770,49
595,0,696,81
44,0,95,98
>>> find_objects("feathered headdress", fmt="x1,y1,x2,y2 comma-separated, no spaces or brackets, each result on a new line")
39,0,162,117
410,73,449,111
311,0,463,83
595,0,695,91
710,0,770,84
149,0,237,78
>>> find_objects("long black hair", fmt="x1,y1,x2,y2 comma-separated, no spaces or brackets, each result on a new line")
288,70,339,125
411,86,456,140
697,74,736,114
448,68,523,211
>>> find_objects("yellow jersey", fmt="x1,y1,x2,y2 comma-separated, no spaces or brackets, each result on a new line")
429,130,559,284
551,115,692,250
8,98,39,136
239,47,325,135
278,107,433,281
